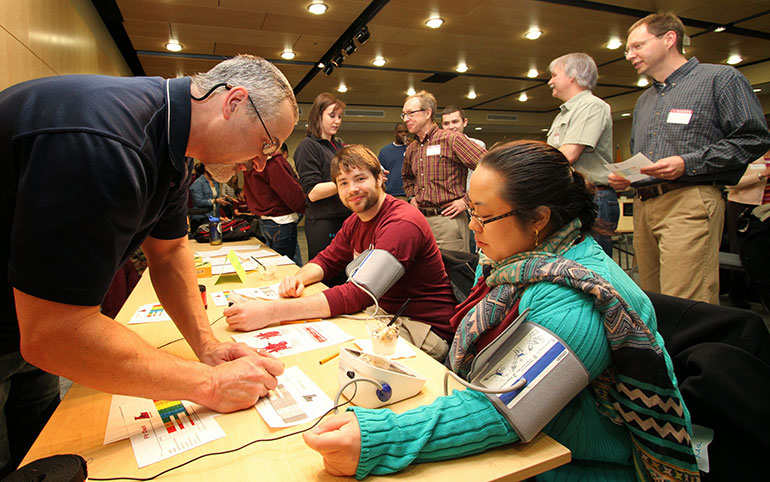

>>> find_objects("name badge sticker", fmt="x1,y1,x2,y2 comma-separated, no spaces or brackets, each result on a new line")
426,144,441,156
667,109,693,124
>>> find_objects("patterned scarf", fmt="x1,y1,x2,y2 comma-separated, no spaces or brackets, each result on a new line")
449,219,700,481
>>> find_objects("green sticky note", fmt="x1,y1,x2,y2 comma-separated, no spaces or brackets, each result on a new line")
214,250,248,284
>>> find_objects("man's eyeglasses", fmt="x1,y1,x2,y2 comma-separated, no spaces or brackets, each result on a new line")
467,207,517,230
624,33,665,56
243,92,279,156
400,109,426,120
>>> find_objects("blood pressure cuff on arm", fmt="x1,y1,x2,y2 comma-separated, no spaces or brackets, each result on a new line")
344,249,406,299
468,315,590,442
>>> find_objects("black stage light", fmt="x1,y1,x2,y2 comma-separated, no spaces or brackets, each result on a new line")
355,26,370,44
323,64,334,75
331,51,345,67
343,39,356,56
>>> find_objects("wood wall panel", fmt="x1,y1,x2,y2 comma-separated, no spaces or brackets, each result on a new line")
0,0,130,91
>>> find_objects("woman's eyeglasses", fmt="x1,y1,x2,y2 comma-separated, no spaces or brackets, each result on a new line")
467,207,517,230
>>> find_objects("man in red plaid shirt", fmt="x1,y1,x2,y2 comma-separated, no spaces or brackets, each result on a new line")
400,91,487,253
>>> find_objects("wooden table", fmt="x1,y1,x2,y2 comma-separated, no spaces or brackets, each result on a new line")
21,240,570,481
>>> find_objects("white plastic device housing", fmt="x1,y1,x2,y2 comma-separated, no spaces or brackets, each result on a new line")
337,347,426,408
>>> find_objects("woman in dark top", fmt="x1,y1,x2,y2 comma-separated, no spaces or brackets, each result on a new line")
294,93,350,281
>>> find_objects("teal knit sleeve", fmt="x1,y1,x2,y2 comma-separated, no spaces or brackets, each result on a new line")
350,389,519,479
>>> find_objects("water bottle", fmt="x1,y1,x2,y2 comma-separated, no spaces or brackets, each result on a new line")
209,216,222,245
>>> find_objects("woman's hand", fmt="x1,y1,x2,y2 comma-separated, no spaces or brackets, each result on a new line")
303,412,361,476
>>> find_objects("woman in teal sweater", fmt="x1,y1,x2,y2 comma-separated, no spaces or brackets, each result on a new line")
304,141,700,481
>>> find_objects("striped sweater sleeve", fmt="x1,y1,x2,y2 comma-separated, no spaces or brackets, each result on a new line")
350,389,519,479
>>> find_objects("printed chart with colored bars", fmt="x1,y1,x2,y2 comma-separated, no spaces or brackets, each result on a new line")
153,400,194,434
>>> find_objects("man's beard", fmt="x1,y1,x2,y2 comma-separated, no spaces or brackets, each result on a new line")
205,163,243,182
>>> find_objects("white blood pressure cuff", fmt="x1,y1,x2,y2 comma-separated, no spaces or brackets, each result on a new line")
467,309,590,442
344,249,406,299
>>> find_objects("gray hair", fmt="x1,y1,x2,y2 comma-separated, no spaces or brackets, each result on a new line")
406,90,437,118
548,53,598,91
191,54,298,123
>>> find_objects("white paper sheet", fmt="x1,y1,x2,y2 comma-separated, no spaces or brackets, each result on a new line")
194,245,264,258
231,321,354,357
256,255,294,267
128,303,171,324
210,284,282,306
103,395,225,468
605,153,654,183
255,366,333,428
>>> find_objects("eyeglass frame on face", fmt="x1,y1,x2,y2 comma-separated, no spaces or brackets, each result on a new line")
400,109,427,120
467,207,518,230
224,84,279,157
624,33,665,56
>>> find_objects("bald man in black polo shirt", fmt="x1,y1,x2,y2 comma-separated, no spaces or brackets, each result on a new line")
0,54,297,475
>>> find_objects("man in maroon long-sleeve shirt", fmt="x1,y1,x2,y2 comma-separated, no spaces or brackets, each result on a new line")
225,145,456,360
243,145,306,264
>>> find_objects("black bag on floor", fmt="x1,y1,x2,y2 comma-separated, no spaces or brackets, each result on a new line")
194,218,253,243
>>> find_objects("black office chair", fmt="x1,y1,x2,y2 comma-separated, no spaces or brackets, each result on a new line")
648,292,770,481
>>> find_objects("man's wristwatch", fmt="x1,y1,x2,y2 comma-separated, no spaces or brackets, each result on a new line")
759,173,766,181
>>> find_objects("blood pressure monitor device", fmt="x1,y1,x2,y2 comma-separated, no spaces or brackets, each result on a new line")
466,309,590,442
338,347,426,409
345,249,405,299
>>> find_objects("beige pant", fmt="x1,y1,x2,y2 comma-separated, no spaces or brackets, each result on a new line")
399,318,449,362
632,185,724,304
426,214,471,253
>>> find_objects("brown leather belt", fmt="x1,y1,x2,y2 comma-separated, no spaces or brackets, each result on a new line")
418,206,442,216
635,182,693,201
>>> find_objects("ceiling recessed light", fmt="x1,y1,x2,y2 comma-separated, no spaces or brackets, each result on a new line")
372,56,387,67
726,54,743,65
455,62,468,73
467,90,477,99
524,29,542,40
753,88,762,92
621,112,631,117
606,39,623,50
474,126,482,131
307,2,328,15
165,40,182,52
280,50,296,60
518,92,528,102
541,128,548,132
337,83,348,93
425,17,444,29
714,26,727,33
406,87,416,96
527,68,538,78
637,78,649,87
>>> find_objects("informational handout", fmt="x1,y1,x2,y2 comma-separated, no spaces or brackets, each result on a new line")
194,245,264,258
210,284,282,306
231,321,353,357
255,255,294,267
605,153,654,183
129,303,171,324
103,395,225,468
255,366,333,428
